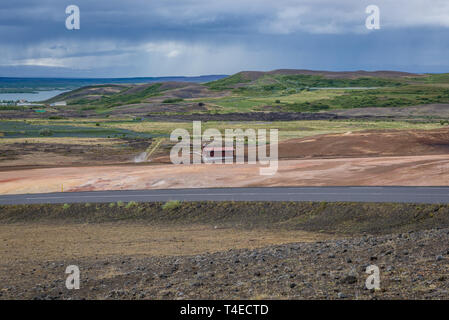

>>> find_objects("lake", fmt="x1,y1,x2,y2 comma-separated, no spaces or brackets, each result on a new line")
0,90,68,102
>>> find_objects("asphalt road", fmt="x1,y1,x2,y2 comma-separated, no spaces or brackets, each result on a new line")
1,186,449,205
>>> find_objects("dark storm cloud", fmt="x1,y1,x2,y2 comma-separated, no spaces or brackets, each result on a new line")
0,0,449,76
0,0,261,44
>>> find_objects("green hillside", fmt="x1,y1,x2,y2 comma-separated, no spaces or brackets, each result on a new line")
5,70,449,116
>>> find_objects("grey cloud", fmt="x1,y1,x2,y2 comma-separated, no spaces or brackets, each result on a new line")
1,0,449,76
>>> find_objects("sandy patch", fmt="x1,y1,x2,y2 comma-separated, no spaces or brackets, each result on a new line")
0,223,330,263
2,155,449,194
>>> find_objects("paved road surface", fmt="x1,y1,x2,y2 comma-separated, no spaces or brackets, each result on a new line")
1,187,449,205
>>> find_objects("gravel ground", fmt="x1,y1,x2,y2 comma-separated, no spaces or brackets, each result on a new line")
1,227,448,300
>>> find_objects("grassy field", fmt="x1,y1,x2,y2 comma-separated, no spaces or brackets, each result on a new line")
192,90,345,112
1,118,443,142
212,85,449,113
206,73,404,91
0,137,121,145
201,73,449,113
73,119,445,141
0,119,156,139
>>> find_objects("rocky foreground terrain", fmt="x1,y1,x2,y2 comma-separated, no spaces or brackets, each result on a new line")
1,227,447,300
1,202,448,300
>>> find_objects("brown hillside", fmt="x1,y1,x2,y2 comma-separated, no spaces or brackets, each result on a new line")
278,127,449,159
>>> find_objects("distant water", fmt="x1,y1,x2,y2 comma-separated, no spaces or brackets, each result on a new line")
0,74,228,102
0,90,67,102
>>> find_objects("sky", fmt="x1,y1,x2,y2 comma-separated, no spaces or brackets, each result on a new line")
1,0,449,77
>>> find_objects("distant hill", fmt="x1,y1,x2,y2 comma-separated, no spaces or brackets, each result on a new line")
204,69,424,91
8,68,448,118
237,69,423,81
0,75,228,93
